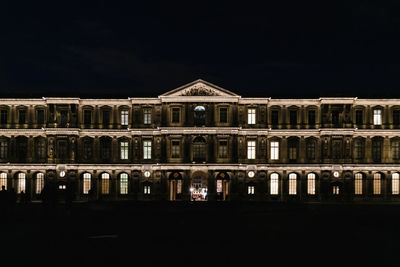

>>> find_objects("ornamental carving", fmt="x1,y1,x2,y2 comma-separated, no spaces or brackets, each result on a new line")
180,86,220,96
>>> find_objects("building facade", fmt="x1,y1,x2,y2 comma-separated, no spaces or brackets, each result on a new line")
1,79,400,202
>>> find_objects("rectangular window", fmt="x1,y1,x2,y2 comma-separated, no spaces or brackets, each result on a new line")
102,110,110,126
373,174,381,195
121,110,129,126
247,140,256,159
270,175,279,195
58,141,68,160
0,110,7,125
393,142,400,160
219,141,228,158
394,110,400,126
120,173,128,194
0,141,8,159
0,173,6,190
101,173,110,195
60,110,68,126
17,174,26,194
306,141,315,160
372,140,382,162
19,110,26,124
36,173,44,194
271,110,279,127
331,111,339,126
172,108,180,123
219,107,228,123
355,110,363,126
392,174,399,195
248,186,255,195
120,141,129,160
307,174,316,195
37,110,44,125
248,108,256,125
83,110,92,125
83,173,91,194
143,140,152,159
374,109,382,125
355,141,364,160
289,174,297,195
144,185,151,195
144,109,152,124
355,173,363,195
270,141,279,160
171,141,180,158
289,110,297,126
289,146,297,160
308,110,315,126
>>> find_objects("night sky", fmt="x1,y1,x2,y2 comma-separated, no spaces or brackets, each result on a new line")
1,1,400,98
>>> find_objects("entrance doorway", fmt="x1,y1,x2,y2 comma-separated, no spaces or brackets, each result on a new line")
216,172,230,201
190,171,208,201
169,172,183,201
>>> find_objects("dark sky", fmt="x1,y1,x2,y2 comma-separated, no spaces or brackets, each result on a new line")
1,0,400,98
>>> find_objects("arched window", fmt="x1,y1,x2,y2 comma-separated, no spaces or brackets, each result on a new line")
120,173,128,195
194,106,206,126
193,136,206,162
307,173,316,195
373,173,381,195
101,173,110,195
17,173,26,194
0,172,7,190
35,173,44,194
392,173,399,195
288,173,297,195
83,173,91,194
270,173,279,195
354,173,363,195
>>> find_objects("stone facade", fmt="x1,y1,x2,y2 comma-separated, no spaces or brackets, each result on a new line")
1,79,400,201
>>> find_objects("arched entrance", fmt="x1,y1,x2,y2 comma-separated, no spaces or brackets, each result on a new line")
190,171,208,201
216,172,230,201
169,172,183,201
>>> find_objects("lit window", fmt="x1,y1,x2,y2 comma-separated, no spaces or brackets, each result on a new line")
120,141,129,160
307,173,315,195
270,173,279,195
247,140,256,159
216,180,223,193
144,185,151,195
218,141,228,158
36,173,44,194
17,173,26,194
248,185,255,195
101,173,110,195
177,180,182,194
354,173,363,195
373,109,382,125
392,173,399,195
143,140,152,159
121,110,129,126
373,173,381,195
171,141,180,158
270,141,279,160
83,173,91,194
144,109,152,124
0,172,7,190
120,173,128,194
333,186,339,195
289,173,297,195
248,108,256,124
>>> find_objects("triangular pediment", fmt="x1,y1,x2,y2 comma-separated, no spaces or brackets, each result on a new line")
161,79,239,97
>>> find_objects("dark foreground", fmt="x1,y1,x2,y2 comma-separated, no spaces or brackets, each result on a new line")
1,201,400,267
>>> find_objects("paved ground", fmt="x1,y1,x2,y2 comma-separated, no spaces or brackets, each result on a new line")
1,201,400,266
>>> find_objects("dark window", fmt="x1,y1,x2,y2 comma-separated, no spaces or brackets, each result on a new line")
355,140,364,160
356,110,363,126
393,110,400,126
171,141,180,158
0,110,7,124
36,139,46,159
193,136,206,162
37,110,44,125
333,141,342,159
83,140,93,160
308,110,315,126
58,141,68,161
60,110,68,127
19,110,26,124
194,106,206,126
172,108,180,123
16,138,27,162
331,111,339,126
393,141,400,160
84,110,92,126
271,110,279,127
372,139,382,162
219,108,228,123
218,141,228,158
306,140,315,160
100,139,111,160
0,140,8,159
102,110,110,126
289,110,297,126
